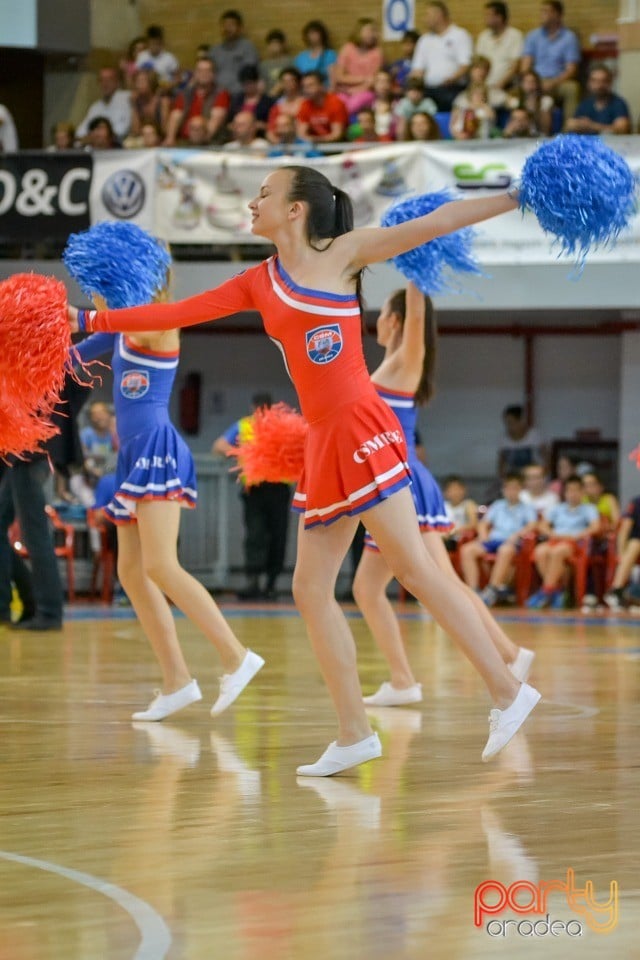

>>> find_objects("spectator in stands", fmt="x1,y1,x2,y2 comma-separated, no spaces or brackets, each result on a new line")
521,1,580,128
405,110,441,141
369,70,397,140
185,115,211,146
266,67,304,143
604,494,640,610
444,475,478,539
410,1,473,112
506,69,554,135
502,106,538,137
549,453,577,496
567,63,631,136
498,404,546,477
267,113,320,156
476,1,523,93
297,70,349,144
228,64,273,134
165,57,229,146
80,401,118,485
335,18,384,117
140,120,162,147
47,121,76,151
85,117,119,150
259,29,293,97
527,475,600,608
222,110,269,153
460,473,537,606
120,36,147,89
135,25,180,88
393,77,437,140
582,472,620,529
293,20,337,90
209,9,259,96
520,463,559,518
348,107,384,143
76,67,132,144
389,29,420,94
129,69,170,140
450,56,502,138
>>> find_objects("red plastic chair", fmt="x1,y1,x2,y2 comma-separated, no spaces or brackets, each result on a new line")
87,508,116,603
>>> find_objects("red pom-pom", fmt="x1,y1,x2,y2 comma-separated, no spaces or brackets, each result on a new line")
235,403,308,486
0,273,72,457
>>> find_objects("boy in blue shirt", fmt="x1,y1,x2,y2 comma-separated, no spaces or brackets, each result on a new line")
460,473,537,605
528,475,600,608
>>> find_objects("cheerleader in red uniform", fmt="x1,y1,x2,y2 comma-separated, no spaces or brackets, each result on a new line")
69,166,540,772
353,283,535,707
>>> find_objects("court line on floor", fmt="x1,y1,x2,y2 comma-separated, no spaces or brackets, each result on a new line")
0,850,172,960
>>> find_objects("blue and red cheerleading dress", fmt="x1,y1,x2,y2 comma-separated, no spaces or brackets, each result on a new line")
78,257,411,528
74,333,196,523
363,386,453,551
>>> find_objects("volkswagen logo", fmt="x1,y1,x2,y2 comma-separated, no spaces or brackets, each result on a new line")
101,169,145,219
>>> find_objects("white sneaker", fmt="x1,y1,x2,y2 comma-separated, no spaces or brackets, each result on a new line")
210,650,265,716
482,683,541,762
508,647,535,683
296,733,382,777
604,591,622,611
131,679,202,722
362,681,422,707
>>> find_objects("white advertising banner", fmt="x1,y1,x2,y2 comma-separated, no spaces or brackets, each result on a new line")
90,149,156,231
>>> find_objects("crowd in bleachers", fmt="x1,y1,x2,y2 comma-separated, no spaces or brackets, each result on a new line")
0,2,634,154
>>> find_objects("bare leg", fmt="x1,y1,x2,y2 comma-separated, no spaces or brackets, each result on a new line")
352,548,417,689
364,489,520,708
136,501,246,673
117,524,192,694
460,539,485,589
611,540,640,590
533,543,551,582
542,543,572,589
292,515,373,745
489,543,516,588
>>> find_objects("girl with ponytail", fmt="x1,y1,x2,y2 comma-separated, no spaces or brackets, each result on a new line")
353,283,535,707
69,164,540,774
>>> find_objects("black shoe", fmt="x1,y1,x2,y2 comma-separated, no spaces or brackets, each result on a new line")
236,588,263,601
11,617,63,632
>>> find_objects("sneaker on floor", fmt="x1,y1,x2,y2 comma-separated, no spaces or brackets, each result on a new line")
495,586,515,606
132,678,202,722
581,593,597,610
10,616,62,632
297,733,382,777
480,585,498,607
550,590,567,610
604,590,623,611
482,683,541,762
362,681,422,707
508,646,535,683
210,650,265,716
526,590,552,610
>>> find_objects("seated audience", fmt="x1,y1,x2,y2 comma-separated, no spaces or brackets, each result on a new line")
475,1,523,93
520,464,559,518
293,20,337,89
370,70,397,140
411,1,473,112
129,69,170,139
389,29,420,94
520,0,580,128
450,57,500,138
223,110,269,153
135,24,180,87
185,115,211,146
527,475,601,608
259,29,293,97
444,475,478,541
567,63,631,136
266,67,305,143
460,473,537,606
76,67,132,144
267,113,321,156
297,70,349,144
502,106,538,137
47,121,76,151
228,64,273,133
335,18,384,116
506,69,554,135
85,117,119,150
139,120,162,147
120,36,147,89
405,110,441,141
393,77,437,140
348,107,385,142
549,453,577,496
604,495,640,609
209,9,259,96
165,57,229,146
582,472,620,530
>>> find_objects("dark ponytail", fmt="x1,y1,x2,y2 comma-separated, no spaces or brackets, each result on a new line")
286,165,365,315
388,287,437,406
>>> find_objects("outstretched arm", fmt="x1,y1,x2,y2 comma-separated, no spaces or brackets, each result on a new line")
346,192,518,270
397,282,427,375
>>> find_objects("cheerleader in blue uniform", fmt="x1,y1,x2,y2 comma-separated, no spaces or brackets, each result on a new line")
353,283,534,705
70,230,263,723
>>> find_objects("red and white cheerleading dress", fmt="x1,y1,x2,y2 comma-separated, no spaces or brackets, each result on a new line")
82,257,411,528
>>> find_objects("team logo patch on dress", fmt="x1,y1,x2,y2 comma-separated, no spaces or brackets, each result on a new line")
306,324,343,364
120,369,150,399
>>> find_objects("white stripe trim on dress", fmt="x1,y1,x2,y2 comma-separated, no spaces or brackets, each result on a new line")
383,397,414,409
121,480,197,497
119,338,179,370
267,259,361,317
301,461,408,519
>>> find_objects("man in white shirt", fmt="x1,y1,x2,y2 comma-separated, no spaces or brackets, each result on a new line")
135,24,180,87
410,1,472,111
76,67,132,144
222,111,269,153
0,103,19,152
476,1,524,91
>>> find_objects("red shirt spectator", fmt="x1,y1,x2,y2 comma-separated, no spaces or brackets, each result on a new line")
297,71,348,142
166,57,230,144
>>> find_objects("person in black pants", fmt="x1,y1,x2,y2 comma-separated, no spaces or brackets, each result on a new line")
213,393,291,600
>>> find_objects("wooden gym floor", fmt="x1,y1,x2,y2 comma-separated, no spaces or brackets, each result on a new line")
0,602,638,959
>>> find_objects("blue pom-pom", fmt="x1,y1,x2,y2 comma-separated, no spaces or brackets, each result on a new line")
519,135,637,261
380,189,481,294
63,222,172,308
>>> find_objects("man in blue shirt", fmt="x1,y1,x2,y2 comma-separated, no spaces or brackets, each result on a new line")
521,0,580,127
567,63,631,136
527,475,600,608
460,473,537,606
